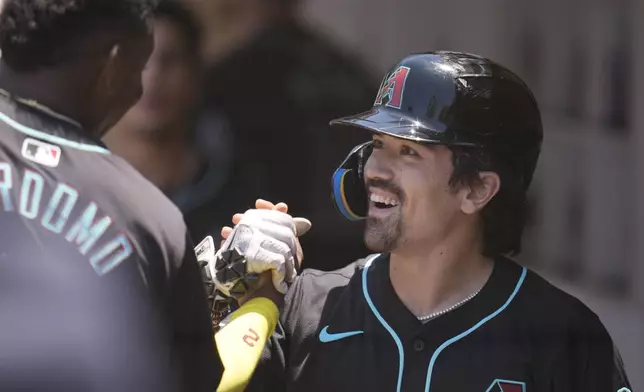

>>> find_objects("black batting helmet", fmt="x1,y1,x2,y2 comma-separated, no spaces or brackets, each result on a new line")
330,51,543,221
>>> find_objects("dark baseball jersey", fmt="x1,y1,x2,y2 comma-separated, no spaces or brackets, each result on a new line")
0,93,220,392
243,254,631,392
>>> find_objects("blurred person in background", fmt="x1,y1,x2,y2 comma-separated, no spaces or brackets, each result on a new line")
0,0,219,390
182,0,377,271
105,0,206,196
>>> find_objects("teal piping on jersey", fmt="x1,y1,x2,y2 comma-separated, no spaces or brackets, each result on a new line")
362,254,405,392
0,111,110,154
424,266,527,392
362,254,527,392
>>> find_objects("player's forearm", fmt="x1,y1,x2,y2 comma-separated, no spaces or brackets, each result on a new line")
214,297,279,392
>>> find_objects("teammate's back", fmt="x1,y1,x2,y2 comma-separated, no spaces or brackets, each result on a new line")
0,94,217,391
0,0,218,390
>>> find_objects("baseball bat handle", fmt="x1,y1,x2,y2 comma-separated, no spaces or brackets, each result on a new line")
214,297,279,392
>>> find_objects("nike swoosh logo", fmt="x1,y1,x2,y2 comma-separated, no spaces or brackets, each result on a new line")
319,325,364,343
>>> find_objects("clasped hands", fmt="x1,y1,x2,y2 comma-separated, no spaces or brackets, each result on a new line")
197,199,311,305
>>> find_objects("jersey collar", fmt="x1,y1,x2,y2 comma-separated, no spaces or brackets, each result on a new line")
364,254,526,342
0,90,109,153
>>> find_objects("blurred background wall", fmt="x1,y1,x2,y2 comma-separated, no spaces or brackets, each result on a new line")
301,0,643,386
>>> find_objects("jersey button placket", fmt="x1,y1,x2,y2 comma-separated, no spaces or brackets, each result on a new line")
412,338,425,352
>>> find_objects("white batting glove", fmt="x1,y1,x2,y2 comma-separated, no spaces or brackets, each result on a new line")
206,209,311,296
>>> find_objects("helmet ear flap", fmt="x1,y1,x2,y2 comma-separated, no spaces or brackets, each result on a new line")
331,142,372,221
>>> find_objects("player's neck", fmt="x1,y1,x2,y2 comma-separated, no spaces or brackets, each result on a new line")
388,227,494,319
0,63,89,129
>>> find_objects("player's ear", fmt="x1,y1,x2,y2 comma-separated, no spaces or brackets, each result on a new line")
98,45,122,97
460,171,500,215
93,43,122,102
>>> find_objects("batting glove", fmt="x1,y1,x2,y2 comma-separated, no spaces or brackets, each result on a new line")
199,209,311,298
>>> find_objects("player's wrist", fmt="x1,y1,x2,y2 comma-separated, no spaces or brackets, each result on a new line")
239,272,285,308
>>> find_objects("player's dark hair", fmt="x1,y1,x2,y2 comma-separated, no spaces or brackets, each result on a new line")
445,74,540,258
449,146,528,258
0,0,159,72
153,0,202,59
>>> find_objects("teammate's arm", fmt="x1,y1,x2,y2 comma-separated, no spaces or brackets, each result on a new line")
169,233,222,392
217,270,304,392
214,273,281,392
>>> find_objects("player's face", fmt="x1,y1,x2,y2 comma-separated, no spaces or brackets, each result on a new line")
126,18,199,131
363,134,463,252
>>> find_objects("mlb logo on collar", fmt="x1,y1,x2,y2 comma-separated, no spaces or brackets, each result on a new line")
21,138,61,168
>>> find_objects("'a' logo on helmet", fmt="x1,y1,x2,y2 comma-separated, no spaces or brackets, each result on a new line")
374,66,410,109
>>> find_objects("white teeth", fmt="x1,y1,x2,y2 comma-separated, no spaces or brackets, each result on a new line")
370,193,399,206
